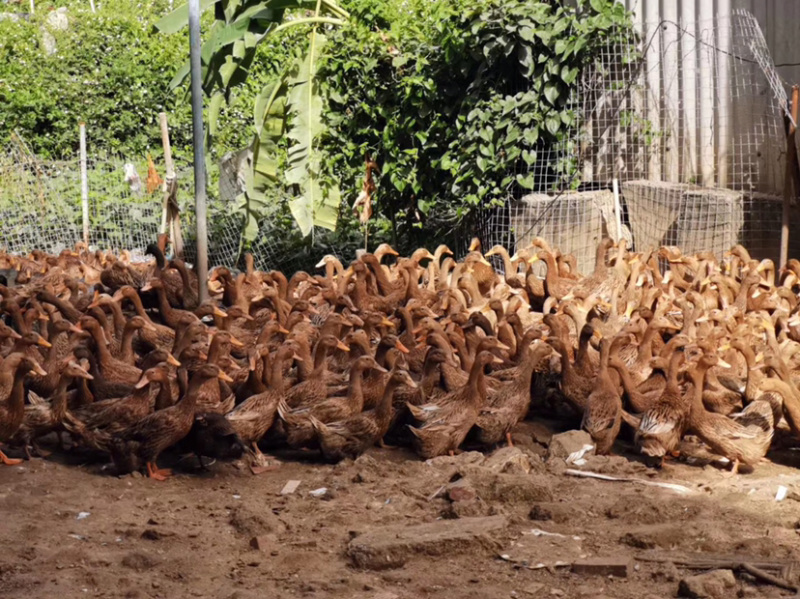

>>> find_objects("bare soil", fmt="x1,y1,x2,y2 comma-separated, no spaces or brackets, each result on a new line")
3,421,800,599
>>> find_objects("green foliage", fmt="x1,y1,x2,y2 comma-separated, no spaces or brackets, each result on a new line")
318,0,636,246
159,0,348,242
0,0,195,159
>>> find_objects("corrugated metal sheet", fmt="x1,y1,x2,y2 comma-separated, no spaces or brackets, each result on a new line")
622,0,800,89
613,0,798,194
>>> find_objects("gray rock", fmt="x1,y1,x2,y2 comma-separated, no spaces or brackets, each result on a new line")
348,515,507,570
547,430,595,461
678,569,736,599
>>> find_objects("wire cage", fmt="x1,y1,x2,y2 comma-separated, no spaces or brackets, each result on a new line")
499,9,799,274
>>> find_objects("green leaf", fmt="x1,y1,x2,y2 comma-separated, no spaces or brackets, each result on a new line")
208,91,225,136
285,32,339,236
545,115,560,136
155,0,220,34
544,83,560,106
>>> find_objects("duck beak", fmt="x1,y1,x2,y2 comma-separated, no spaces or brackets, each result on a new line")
229,336,245,348
694,315,709,323
387,247,399,256
31,362,47,376
218,371,235,383
478,257,492,267
592,329,603,341
141,282,153,292
717,358,732,369
36,335,52,348
292,353,304,362
469,239,480,252
8,329,22,340
395,340,410,354
248,354,257,371
166,353,181,367
213,306,228,318
336,340,350,352
278,325,290,334
380,317,396,328
199,351,209,361
492,355,504,364
38,313,50,322
135,375,150,389
527,255,540,264
315,258,327,269
143,321,158,332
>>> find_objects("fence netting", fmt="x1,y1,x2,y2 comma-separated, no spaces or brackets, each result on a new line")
0,9,797,275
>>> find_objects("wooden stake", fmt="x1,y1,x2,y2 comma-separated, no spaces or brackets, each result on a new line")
780,85,798,269
79,123,89,246
159,112,183,258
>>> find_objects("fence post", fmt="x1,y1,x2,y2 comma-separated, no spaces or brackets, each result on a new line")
79,122,89,246
780,85,799,268
189,0,209,302
158,112,184,259
612,178,622,242
29,0,35,14
88,0,95,12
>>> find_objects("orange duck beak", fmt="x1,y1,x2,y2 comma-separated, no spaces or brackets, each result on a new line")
229,336,245,348
36,335,52,348
336,340,350,352
218,371,234,383
166,354,181,367
395,340,410,354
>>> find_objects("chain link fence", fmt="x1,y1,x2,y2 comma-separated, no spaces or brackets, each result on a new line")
1,9,797,275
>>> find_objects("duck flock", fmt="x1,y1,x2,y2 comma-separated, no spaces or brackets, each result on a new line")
0,236,798,480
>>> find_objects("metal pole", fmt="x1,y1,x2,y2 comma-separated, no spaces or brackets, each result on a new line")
29,0,34,14
612,178,622,243
780,85,799,269
79,122,89,246
88,0,96,13
188,0,208,302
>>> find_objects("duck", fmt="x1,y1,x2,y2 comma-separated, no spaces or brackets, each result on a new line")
65,364,233,480
686,351,773,474
0,353,48,464
311,366,417,462
226,344,299,472
11,358,93,458
474,331,551,447
408,351,500,458
581,335,624,454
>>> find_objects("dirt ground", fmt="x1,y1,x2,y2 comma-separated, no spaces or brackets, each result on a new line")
3,420,800,599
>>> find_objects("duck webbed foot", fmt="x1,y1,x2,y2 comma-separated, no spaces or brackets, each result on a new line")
0,448,22,465
146,462,173,481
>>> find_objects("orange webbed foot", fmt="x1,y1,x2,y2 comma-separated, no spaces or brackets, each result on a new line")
146,462,172,481
0,450,22,466
505,432,515,448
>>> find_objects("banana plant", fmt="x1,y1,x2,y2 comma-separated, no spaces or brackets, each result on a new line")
156,0,349,242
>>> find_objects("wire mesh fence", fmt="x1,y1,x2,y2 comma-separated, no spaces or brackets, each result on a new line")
497,9,799,274
0,9,796,275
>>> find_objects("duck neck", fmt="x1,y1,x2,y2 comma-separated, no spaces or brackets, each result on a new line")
665,350,684,394
88,324,114,368
467,359,488,404
347,365,367,412
735,344,761,402
689,361,713,416
154,379,173,411
268,351,287,394
311,341,330,375
119,325,139,364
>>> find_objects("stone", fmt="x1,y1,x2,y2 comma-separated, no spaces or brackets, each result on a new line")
460,468,553,503
249,535,275,552
348,515,507,570
678,569,736,599
547,430,595,461
484,446,532,474
426,451,485,471
528,505,552,521
447,480,477,503
571,557,632,578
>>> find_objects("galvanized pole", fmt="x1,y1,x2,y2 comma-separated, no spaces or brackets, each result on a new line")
79,122,89,246
188,0,208,302
781,85,799,269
